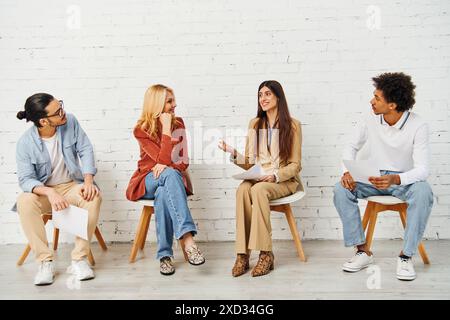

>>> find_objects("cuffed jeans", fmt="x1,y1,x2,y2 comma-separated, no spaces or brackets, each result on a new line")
333,171,433,257
141,168,197,259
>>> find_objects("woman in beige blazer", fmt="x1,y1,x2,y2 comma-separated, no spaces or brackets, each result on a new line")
219,80,303,277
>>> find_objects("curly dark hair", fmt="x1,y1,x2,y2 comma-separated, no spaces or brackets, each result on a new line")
372,72,416,112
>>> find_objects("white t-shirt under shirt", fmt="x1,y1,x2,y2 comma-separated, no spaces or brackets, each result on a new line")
42,133,72,186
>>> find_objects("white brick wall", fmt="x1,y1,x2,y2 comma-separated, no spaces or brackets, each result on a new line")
1,0,449,244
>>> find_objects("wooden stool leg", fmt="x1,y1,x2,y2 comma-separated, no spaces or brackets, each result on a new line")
17,215,51,266
94,227,108,251
418,243,430,265
365,206,379,250
398,208,430,265
53,228,59,250
88,249,95,266
17,245,31,266
140,212,152,251
138,208,152,250
362,201,375,231
398,207,406,227
129,206,152,263
284,205,307,262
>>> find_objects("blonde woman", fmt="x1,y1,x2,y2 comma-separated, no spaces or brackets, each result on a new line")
126,84,205,275
219,80,303,277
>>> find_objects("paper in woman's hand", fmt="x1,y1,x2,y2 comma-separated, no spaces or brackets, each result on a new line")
232,164,265,180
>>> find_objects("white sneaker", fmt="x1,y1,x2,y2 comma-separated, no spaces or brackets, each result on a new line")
67,259,95,281
34,261,55,286
342,251,374,272
397,257,416,281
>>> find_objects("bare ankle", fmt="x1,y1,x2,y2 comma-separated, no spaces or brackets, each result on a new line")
356,245,372,256
183,234,195,248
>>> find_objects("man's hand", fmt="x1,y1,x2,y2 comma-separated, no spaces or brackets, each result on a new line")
47,189,70,211
340,172,356,191
80,181,100,202
152,164,167,179
368,174,400,189
258,175,276,183
79,174,100,201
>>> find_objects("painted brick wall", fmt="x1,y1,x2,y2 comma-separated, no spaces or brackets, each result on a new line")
1,0,449,244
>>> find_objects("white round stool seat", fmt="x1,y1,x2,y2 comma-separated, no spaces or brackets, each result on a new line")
135,196,196,207
269,191,306,206
135,199,155,207
365,196,405,205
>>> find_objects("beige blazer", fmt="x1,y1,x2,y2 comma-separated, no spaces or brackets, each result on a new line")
233,117,304,192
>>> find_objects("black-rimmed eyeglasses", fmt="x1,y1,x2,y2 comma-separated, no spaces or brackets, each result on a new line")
44,100,65,118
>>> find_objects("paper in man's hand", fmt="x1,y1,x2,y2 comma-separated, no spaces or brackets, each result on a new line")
343,160,381,184
52,205,89,240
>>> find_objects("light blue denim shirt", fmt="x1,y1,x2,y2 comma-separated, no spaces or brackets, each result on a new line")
12,113,96,211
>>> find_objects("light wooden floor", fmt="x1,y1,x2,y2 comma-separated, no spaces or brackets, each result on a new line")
1,240,449,300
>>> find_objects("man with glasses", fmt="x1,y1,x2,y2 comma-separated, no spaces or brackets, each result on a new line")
14,93,102,285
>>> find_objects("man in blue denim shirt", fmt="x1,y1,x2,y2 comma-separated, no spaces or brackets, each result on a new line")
15,93,102,286
334,73,433,281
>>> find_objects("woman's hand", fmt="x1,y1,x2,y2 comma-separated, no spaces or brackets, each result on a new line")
258,175,276,183
152,164,167,179
159,113,172,135
218,139,236,156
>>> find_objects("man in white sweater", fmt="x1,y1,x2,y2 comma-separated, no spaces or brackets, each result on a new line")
334,72,433,281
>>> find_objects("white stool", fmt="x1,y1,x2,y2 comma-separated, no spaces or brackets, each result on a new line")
129,199,188,263
362,195,430,264
269,190,307,262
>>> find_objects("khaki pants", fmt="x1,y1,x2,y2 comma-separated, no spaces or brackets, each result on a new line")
235,180,298,254
16,181,102,262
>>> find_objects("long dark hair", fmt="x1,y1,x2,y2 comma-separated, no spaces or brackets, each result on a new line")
255,80,293,164
16,93,54,127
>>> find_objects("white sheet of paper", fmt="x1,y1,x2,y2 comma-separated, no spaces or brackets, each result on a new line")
343,160,381,184
232,164,266,180
52,205,88,240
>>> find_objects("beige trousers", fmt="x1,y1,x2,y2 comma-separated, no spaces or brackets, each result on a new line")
235,180,298,254
16,181,102,262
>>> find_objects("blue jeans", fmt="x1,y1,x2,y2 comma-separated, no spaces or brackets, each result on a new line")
333,171,433,257
141,168,197,260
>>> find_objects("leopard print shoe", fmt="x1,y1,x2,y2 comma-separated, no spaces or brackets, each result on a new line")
185,244,205,266
251,251,274,277
160,257,175,276
232,254,250,277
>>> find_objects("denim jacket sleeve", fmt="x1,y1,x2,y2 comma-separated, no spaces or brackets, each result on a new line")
16,137,44,193
72,115,97,176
